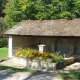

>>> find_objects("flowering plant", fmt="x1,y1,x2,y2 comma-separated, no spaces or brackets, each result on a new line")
15,48,64,63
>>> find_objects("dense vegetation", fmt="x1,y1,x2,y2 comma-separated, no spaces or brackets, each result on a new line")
0,0,7,36
0,0,7,17
15,47,64,63
0,17,7,36
0,38,8,48
3,0,80,28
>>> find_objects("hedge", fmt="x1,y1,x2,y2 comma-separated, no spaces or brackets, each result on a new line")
0,38,8,48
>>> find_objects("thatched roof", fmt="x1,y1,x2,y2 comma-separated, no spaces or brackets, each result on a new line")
5,19,80,37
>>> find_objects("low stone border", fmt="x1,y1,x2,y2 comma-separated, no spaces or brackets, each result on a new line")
12,57,66,71
0,58,79,73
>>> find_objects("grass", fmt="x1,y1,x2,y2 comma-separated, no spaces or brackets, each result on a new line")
0,65,35,73
0,47,35,73
56,70,80,79
0,47,8,60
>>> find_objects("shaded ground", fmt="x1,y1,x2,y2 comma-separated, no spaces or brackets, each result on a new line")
0,70,63,80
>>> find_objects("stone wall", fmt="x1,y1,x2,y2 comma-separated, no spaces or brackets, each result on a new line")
12,36,80,61
36,37,80,61
12,36,80,55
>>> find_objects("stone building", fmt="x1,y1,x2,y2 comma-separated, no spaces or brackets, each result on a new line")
5,19,80,61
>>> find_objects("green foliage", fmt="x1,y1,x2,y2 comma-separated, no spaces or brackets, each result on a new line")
0,38,8,48
56,70,80,79
15,48,64,63
0,17,7,34
4,0,36,28
0,0,7,17
73,0,80,18
52,52,63,63
3,0,80,28
15,48,38,59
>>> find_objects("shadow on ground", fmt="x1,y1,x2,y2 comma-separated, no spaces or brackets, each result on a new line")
0,65,55,80
0,65,80,80
23,70,54,80
0,65,35,72
0,70,15,80
0,65,35,80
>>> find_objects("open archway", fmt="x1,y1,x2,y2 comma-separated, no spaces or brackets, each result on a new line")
74,41,80,55
56,39,69,54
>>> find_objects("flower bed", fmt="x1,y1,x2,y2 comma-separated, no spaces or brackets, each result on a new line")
15,48,64,63
13,48,69,70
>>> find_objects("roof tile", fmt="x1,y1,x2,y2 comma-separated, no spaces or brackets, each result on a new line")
5,19,80,36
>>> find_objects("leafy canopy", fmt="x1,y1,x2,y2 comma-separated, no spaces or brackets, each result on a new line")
0,0,7,17
4,0,80,28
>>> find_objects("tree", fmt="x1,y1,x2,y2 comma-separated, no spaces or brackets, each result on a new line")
0,0,7,17
73,0,80,18
35,0,80,19
0,17,7,36
4,0,80,28
4,0,36,28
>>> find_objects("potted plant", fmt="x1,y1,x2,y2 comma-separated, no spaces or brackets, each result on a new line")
52,53,66,70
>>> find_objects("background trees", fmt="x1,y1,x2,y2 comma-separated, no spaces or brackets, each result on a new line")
0,17,7,37
4,0,36,28
0,0,7,17
3,0,80,28
0,0,7,37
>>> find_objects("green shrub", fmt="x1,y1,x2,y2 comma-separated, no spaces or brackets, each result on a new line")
15,48,64,63
52,52,64,63
15,48,38,59
0,38,8,48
